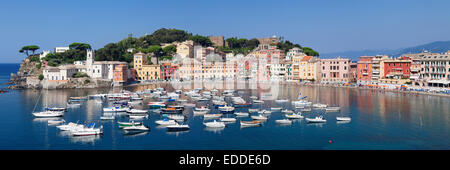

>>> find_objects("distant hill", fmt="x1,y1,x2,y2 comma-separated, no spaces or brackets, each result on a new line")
321,41,450,61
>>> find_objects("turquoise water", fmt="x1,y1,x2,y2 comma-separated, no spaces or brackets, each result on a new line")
0,63,449,150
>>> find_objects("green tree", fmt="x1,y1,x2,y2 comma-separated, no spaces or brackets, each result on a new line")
189,35,213,47
69,43,92,50
38,74,44,81
302,47,319,56
19,45,40,56
162,45,176,56
149,28,191,45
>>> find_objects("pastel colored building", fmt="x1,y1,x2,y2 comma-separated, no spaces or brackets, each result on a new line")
297,56,321,81
320,57,351,84
160,63,179,80
113,64,128,85
418,51,450,87
378,57,412,84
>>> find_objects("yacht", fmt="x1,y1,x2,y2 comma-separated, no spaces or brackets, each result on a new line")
305,115,327,123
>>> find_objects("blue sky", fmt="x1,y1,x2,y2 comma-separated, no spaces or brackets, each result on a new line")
1,0,450,63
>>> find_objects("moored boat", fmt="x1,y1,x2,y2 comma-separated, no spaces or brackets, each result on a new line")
275,119,292,124
155,118,177,125
285,113,304,119
203,114,222,119
166,123,190,131
305,115,327,123
326,107,341,112
251,114,268,120
203,120,226,128
234,112,249,116
220,117,237,122
32,111,64,117
240,120,262,126
336,117,351,121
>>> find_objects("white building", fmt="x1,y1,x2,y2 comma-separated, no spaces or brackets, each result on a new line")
39,50,51,61
43,64,83,81
54,47,70,53
85,50,127,80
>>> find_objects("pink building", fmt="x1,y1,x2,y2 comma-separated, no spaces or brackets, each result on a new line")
320,57,352,84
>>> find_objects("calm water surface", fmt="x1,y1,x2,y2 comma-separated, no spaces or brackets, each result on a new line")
0,63,449,150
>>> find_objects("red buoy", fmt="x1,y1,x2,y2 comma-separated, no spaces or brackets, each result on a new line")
329,140,332,144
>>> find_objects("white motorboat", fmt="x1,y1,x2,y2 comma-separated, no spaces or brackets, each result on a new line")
166,123,190,131
258,110,272,114
326,107,341,112
118,121,143,127
167,114,185,121
72,123,103,136
195,106,210,111
123,125,150,132
251,114,268,120
270,107,282,111
155,119,177,125
218,105,235,112
203,114,222,119
103,106,127,112
275,119,292,124
250,96,258,99
248,109,259,113
57,122,83,131
129,115,148,119
48,119,65,125
32,111,64,117
203,120,226,128
234,112,249,116
220,117,237,122
305,116,327,123
126,109,148,114
281,109,294,114
336,117,351,121
100,115,115,120
193,110,208,115
312,103,327,108
240,120,262,127
285,113,304,119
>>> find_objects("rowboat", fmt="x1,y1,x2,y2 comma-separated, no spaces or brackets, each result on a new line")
251,114,268,120
203,120,226,128
240,120,262,126
220,117,237,122
275,119,292,124
118,121,143,127
129,115,148,119
336,117,351,121
193,110,208,115
234,112,249,116
203,114,222,119
305,116,327,123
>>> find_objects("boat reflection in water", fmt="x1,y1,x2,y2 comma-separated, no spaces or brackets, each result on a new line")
204,127,225,134
306,122,325,127
166,130,189,137
33,117,60,123
69,135,101,144
336,120,351,124
123,131,149,137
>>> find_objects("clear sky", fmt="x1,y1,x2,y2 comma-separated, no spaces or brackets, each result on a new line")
1,0,450,63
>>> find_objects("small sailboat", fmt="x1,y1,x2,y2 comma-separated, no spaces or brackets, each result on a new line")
31,86,64,118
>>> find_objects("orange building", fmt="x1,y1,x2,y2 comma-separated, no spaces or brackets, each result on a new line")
113,64,128,85
357,56,374,84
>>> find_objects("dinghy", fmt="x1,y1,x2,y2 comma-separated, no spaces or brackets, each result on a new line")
220,117,237,122
240,120,262,127
203,114,222,119
234,112,249,116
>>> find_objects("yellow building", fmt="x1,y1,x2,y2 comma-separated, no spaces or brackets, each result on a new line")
176,40,194,58
298,56,321,81
134,52,160,81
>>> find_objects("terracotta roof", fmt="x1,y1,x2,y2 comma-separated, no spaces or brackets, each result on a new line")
301,56,313,61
